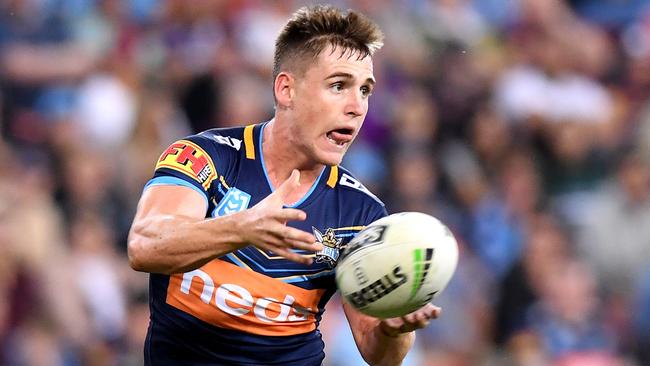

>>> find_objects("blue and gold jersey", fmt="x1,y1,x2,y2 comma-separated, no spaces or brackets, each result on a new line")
143,122,387,365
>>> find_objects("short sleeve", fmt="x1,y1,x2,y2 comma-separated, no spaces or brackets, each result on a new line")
144,135,219,204
365,202,388,226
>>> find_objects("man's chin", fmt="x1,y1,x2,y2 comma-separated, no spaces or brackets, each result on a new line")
317,151,345,167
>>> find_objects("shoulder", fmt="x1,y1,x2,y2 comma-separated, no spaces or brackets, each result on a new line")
158,126,247,155
195,126,247,151
165,126,249,167
151,126,249,192
334,165,385,209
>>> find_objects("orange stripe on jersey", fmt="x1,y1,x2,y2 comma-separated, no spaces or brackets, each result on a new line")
244,125,255,160
327,166,338,188
166,260,325,336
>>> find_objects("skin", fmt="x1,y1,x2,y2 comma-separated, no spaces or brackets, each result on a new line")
264,46,376,203
127,44,440,366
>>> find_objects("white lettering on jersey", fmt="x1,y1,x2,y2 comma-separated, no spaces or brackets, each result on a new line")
215,284,254,316
179,269,313,322
181,270,215,304
339,173,381,203
254,295,294,322
214,135,242,150
288,306,310,321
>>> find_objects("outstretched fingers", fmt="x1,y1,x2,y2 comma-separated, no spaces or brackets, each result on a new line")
266,222,320,250
380,303,443,336
286,237,323,252
403,304,442,330
243,169,325,264
275,208,308,222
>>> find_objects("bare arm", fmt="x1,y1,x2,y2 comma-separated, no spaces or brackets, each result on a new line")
128,170,321,274
343,301,440,366
127,184,243,274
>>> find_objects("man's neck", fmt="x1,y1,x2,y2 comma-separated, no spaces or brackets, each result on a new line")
262,119,325,204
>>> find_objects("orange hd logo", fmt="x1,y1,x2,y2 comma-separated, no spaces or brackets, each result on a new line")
166,260,326,336
156,140,217,190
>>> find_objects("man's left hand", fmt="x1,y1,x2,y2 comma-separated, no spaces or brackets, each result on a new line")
378,303,441,337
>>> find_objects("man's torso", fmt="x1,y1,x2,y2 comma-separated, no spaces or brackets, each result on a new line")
144,123,386,365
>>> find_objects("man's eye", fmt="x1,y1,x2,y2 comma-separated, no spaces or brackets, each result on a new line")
361,86,372,97
331,82,344,92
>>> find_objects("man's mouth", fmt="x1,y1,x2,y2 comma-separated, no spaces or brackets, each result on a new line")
326,128,354,146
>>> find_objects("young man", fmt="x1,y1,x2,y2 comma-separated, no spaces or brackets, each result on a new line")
128,5,440,365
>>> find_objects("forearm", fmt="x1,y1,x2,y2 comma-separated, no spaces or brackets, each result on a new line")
346,302,440,365
357,319,415,366
128,213,246,274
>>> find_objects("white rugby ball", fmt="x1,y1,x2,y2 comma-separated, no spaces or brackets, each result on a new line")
335,212,458,319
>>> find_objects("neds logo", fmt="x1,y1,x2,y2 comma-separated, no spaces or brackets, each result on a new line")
180,269,312,323
166,260,325,336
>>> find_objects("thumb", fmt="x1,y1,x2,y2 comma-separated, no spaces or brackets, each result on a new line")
274,169,300,201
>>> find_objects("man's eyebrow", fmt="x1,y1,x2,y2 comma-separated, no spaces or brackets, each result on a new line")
326,72,376,85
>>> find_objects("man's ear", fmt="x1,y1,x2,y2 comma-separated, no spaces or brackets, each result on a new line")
274,72,294,109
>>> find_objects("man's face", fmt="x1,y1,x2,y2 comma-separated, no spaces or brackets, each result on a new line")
288,45,375,166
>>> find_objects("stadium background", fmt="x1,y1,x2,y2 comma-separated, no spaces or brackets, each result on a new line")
1,0,650,365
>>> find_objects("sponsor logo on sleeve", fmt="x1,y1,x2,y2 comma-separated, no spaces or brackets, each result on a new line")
156,140,217,189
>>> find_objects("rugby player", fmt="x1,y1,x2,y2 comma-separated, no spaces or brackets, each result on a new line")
128,5,440,365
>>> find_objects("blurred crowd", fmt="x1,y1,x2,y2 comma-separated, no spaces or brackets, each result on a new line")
1,0,650,365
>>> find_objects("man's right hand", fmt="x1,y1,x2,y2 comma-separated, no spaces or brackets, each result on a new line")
234,169,321,264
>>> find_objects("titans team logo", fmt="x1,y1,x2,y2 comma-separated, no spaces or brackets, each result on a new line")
312,227,342,267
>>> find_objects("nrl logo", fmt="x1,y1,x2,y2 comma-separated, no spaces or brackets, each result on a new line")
312,227,342,267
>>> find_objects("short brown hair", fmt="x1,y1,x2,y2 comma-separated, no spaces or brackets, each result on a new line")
272,5,384,83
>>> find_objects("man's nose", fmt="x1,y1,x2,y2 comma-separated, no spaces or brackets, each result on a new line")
345,91,365,117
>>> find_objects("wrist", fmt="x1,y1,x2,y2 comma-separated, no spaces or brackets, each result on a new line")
231,212,249,245
216,212,248,249
378,321,401,338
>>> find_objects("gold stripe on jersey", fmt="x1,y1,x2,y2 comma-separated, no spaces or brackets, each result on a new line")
333,226,365,231
244,125,255,160
229,251,334,282
253,247,316,260
275,268,335,282
219,175,231,190
327,166,338,188
225,253,253,270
